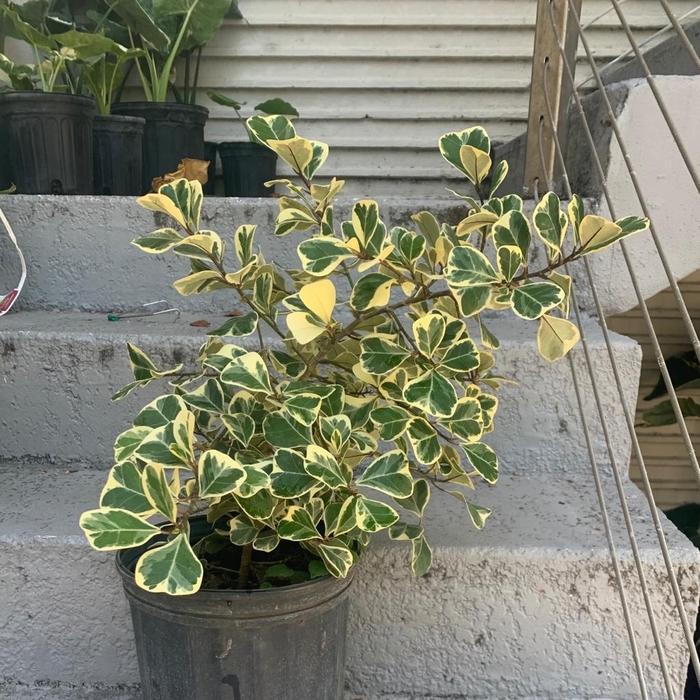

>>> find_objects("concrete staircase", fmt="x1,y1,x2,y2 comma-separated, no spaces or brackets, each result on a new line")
0,195,698,699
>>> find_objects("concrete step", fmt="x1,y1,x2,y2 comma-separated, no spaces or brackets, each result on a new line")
0,311,640,479
0,466,696,700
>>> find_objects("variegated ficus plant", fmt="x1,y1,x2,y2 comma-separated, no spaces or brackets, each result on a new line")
80,116,649,595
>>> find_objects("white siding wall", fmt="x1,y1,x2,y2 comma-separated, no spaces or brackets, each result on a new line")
195,0,698,196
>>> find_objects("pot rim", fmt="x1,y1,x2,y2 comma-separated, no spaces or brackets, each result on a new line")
113,101,209,114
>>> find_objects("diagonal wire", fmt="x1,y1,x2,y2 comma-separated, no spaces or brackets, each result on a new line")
577,4,700,89
657,0,700,71
540,57,675,700
547,0,700,683
607,0,700,192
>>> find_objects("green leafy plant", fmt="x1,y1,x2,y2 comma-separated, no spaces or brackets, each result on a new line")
107,0,235,104
79,119,650,595
207,91,299,141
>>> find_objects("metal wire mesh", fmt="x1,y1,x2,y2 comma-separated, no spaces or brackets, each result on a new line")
526,0,700,694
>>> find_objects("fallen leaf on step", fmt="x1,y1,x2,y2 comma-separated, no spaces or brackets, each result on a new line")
190,319,210,327
152,158,210,191
224,310,244,317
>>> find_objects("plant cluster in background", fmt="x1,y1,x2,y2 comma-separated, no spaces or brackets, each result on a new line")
79,119,650,595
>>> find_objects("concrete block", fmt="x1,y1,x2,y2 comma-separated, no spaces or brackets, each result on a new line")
0,467,696,699
0,311,640,479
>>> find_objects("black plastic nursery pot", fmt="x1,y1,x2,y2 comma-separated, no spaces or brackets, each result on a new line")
112,102,208,194
0,92,95,195
203,140,218,195
219,141,278,197
117,518,353,700
93,114,145,196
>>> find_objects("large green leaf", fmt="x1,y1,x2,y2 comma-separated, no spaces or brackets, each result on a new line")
407,418,442,465
112,0,170,50
153,0,230,47
355,497,399,533
80,508,160,551
360,336,411,375
533,192,567,254
263,411,313,449
198,450,246,497
305,445,350,489
370,406,412,441
278,506,321,541
220,351,272,394
270,449,320,498
403,370,458,418
445,247,499,288
462,443,499,483
298,237,355,276
134,532,203,596
100,461,154,515
356,450,413,498
440,338,479,373
511,281,564,320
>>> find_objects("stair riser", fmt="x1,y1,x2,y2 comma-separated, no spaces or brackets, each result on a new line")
0,321,640,477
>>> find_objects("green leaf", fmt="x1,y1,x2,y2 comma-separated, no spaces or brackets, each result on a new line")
298,237,355,276
477,317,500,350
236,466,271,499
439,127,491,177
278,506,321,541
198,450,246,497
309,560,329,579
537,314,580,362
567,195,584,243
142,464,178,522
407,418,442,465
440,338,479,373
182,378,225,413
444,398,483,442
360,336,411,375
445,247,499,288
467,502,492,529
80,508,160,551
304,445,350,489
283,392,323,426
228,515,260,546
355,497,400,533
114,426,153,462
173,231,223,262
395,479,430,517
453,286,491,317
319,414,352,449
315,542,354,578
411,535,433,576
493,210,532,260
237,489,276,520
269,350,306,379
411,211,441,247
533,192,567,254
134,532,203,596
459,145,492,186
270,449,320,498
642,397,700,427
100,462,153,515
350,273,395,311
220,351,272,393
388,522,424,541
413,314,446,358
263,411,313,449
370,406,412,441
462,443,499,483
221,413,255,447
132,228,183,253
511,282,564,320
497,245,523,283
234,224,256,266
247,115,296,145
253,529,280,553
209,312,259,338
255,98,299,118
265,563,296,580
356,450,413,498
403,371,458,418
490,160,509,196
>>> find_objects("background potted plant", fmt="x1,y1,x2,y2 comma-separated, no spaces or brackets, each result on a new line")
107,0,237,193
79,117,649,698
0,4,97,194
208,92,299,197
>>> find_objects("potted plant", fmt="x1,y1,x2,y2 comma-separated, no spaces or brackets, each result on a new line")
79,118,649,698
208,92,299,197
0,5,97,194
108,0,236,193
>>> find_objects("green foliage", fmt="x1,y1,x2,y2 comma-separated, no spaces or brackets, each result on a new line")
80,119,650,595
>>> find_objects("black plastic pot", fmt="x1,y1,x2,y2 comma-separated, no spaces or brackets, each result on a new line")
93,114,145,196
204,140,218,196
117,519,353,700
0,92,95,195
219,141,277,197
112,102,208,194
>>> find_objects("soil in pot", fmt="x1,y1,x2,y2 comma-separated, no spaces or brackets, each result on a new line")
112,102,208,194
0,92,95,195
117,518,352,700
219,141,277,197
204,141,218,196
93,114,145,196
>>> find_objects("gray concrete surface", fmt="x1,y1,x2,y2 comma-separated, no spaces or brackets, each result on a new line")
0,466,696,700
0,311,641,480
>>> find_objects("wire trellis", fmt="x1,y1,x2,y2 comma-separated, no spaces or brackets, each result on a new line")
526,0,700,695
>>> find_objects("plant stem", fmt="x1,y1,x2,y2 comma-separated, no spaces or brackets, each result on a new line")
237,543,253,589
